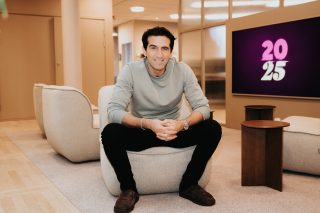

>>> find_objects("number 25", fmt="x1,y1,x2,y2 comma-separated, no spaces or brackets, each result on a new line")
261,61,287,81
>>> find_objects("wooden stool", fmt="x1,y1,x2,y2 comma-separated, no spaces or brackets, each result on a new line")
241,120,289,191
245,105,275,121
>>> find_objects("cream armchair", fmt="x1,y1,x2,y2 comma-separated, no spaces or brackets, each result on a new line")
33,83,46,137
99,85,212,195
283,116,320,175
42,85,100,162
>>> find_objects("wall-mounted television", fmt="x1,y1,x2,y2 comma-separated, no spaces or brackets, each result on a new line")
232,16,320,99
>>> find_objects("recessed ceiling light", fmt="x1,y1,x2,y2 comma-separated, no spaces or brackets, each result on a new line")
191,1,280,8
284,0,315,7
130,6,144,13
169,14,201,20
169,14,179,20
170,12,260,21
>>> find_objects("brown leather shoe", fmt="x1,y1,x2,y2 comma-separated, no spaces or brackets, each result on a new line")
179,185,215,206
114,190,139,213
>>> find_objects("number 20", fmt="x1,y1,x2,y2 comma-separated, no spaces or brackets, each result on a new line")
262,38,288,61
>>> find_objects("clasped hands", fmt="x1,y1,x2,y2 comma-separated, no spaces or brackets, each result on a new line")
150,119,184,142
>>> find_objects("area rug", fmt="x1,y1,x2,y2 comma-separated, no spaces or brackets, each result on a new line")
7,122,320,213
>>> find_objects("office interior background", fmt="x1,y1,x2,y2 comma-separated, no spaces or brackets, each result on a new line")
0,1,320,212
0,0,319,126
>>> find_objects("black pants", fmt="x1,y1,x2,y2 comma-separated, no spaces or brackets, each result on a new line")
101,119,222,192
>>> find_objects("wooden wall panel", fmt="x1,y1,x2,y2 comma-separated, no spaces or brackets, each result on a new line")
0,15,55,120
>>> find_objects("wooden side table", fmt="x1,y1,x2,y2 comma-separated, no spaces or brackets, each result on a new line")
245,105,276,121
241,120,289,191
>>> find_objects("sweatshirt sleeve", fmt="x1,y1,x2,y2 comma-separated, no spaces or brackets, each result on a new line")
182,63,210,120
107,65,133,124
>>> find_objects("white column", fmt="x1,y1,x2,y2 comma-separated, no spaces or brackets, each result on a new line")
61,0,82,90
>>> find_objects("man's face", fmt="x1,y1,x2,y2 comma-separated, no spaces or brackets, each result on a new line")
144,36,172,73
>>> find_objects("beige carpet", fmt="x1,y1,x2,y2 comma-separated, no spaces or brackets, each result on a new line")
6,120,320,213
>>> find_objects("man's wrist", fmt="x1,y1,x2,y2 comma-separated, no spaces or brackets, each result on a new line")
181,119,189,131
143,118,152,130
140,118,145,130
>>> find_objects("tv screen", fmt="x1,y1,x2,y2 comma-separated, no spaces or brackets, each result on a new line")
232,16,320,99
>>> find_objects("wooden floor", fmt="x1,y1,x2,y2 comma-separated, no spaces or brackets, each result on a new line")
0,120,79,213
0,112,227,213
212,104,226,125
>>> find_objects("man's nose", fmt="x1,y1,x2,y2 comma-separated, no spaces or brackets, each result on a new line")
156,49,163,57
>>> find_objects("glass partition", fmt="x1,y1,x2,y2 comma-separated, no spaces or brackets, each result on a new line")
204,0,229,26
232,0,279,18
180,30,202,86
180,0,201,31
204,25,226,106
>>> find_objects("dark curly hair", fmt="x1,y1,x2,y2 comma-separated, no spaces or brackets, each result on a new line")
142,26,176,52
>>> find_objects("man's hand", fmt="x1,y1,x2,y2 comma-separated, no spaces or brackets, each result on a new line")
148,119,183,141
162,119,184,132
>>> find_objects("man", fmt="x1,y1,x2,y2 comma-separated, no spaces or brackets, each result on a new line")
101,26,222,213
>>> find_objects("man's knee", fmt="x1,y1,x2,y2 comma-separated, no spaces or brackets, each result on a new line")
101,123,124,146
210,119,222,141
194,120,222,152
202,119,222,141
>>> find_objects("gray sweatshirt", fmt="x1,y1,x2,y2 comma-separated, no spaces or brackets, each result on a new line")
107,57,210,124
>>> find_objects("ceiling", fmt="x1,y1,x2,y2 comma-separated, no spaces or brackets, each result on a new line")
112,0,179,27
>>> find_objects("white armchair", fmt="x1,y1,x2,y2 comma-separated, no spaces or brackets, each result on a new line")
42,85,100,162
99,85,212,195
33,83,46,137
283,116,320,175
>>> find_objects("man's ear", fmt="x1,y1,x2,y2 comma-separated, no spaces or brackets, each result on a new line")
143,47,147,56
